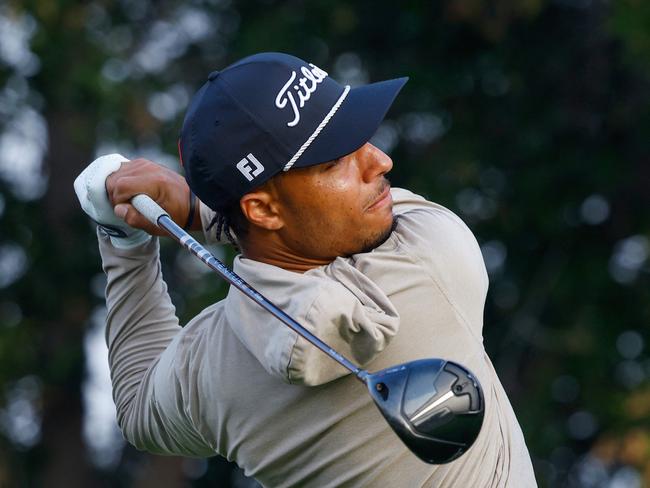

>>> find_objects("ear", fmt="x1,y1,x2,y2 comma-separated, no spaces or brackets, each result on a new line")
240,189,284,231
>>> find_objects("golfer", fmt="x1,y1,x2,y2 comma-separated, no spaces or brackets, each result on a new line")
75,52,536,487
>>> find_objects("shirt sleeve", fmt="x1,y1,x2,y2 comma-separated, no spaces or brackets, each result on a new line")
99,229,214,457
389,188,489,336
390,187,433,215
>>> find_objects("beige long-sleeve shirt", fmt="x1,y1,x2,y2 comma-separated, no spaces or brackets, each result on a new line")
100,188,537,487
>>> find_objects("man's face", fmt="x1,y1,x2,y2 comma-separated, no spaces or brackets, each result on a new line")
269,143,395,260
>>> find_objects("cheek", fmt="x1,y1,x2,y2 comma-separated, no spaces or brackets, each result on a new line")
284,172,363,234
294,195,356,247
317,178,361,213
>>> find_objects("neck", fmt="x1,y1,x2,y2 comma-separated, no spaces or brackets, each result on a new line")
241,230,333,274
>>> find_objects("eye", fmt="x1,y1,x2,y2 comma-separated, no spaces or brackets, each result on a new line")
325,158,342,170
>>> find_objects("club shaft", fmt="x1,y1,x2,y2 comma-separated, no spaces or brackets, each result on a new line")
155,214,366,380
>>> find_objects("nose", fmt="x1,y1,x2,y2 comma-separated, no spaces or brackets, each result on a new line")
359,143,393,182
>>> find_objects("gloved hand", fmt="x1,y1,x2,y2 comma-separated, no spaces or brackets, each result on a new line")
74,153,151,249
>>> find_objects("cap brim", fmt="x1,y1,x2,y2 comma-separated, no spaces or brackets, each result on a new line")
294,77,408,167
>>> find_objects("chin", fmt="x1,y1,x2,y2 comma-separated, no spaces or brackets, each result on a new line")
357,216,397,255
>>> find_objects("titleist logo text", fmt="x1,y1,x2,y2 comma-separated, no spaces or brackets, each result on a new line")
275,63,328,127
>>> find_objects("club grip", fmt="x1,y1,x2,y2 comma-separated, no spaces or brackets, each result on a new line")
131,194,170,226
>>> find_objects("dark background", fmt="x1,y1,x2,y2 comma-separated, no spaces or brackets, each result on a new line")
0,0,648,486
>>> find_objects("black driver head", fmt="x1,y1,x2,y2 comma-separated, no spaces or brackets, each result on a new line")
365,358,484,464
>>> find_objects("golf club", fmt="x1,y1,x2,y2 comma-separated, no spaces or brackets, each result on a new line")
131,194,485,464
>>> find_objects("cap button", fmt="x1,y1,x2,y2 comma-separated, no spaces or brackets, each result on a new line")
208,70,220,81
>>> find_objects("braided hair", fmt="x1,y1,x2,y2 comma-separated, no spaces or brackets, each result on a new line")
206,200,249,250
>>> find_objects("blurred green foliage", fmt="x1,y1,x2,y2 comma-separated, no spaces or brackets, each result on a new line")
0,0,648,486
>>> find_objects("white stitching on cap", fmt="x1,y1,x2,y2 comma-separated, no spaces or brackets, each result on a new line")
283,85,351,172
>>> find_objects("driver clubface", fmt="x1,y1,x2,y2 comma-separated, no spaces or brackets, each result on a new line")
365,359,484,464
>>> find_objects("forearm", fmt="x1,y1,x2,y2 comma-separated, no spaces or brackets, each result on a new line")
99,230,182,450
76,155,214,455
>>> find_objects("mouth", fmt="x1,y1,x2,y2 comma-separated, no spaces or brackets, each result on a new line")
366,182,392,211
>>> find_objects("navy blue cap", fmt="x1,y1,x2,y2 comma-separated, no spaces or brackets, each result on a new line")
179,52,407,211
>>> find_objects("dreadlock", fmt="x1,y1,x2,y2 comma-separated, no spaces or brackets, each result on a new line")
206,199,249,250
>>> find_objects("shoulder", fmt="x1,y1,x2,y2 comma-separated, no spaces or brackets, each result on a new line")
390,188,482,265
383,188,489,304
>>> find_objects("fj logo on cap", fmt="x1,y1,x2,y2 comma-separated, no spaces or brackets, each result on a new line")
275,63,328,127
236,153,265,181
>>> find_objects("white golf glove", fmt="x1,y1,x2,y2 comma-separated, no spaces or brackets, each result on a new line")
74,153,151,249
